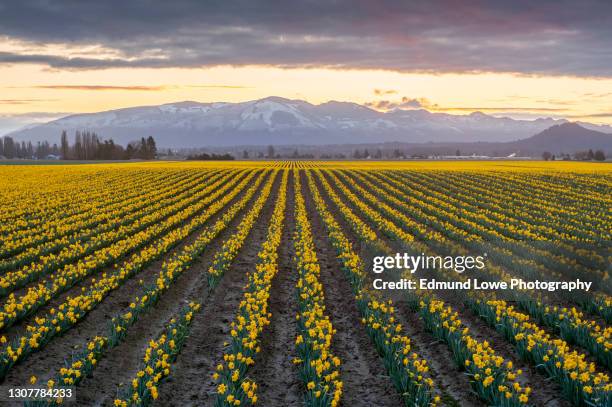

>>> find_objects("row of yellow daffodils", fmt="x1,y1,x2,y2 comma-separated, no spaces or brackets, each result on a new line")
292,170,343,407
402,170,610,269
330,169,610,406
316,169,531,406
414,169,610,287
305,170,438,406
0,170,264,379
0,169,216,274
421,298,532,406
353,170,612,367
0,168,188,255
213,170,288,406
24,336,108,406
114,302,201,407
22,170,274,406
319,174,531,406
0,167,156,239
472,298,610,406
372,170,608,289
392,169,608,243
0,169,245,331
207,170,279,288
382,169,612,322
446,170,611,236
0,169,228,295
379,169,604,267
312,170,377,243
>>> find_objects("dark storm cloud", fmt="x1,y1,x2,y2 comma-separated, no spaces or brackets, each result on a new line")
1,0,611,76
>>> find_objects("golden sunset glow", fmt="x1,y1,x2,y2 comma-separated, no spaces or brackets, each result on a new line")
2,64,612,125
1,0,612,136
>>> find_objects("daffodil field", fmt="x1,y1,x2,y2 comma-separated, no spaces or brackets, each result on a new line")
0,160,610,406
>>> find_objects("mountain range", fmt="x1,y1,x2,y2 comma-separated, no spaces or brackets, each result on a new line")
6,96,612,149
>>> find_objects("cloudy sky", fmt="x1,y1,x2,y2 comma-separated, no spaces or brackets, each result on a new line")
1,0,612,134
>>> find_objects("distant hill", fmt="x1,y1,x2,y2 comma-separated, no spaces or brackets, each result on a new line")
507,122,612,154
199,122,612,158
9,96,610,148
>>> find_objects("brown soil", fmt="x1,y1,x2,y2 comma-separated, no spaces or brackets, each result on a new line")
311,171,480,406
247,174,303,406
0,168,593,407
317,170,571,407
436,289,571,407
2,171,244,341
1,173,266,403
152,174,281,407
1,170,213,304
302,171,405,407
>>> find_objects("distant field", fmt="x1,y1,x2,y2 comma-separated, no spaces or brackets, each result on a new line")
0,159,138,165
0,161,610,406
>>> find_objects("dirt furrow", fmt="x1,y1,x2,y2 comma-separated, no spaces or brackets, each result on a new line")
248,174,303,406
152,173,281,407
2,170,221,303
312,171,480,406
435,290,571,407
1,172,265,398
320,170,573,406
343,171,572,406
3,171,246,341
302,171,403,407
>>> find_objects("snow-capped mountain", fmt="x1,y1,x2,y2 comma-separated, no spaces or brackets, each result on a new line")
6,97,611,147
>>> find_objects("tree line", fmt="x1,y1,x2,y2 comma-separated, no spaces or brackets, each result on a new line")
0,136,60,160
60,131,157,160
542,149,606,161
186,152,234,160
0,131,157,160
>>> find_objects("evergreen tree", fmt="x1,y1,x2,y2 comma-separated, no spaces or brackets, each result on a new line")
60,130,69,159
146,136,157,159
14,141,22,158
126,144,136,159
138,137,148,159
74,131,83,160
3,137,15,158
13,141,19,158
267,145,275,158
82,131,90,159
